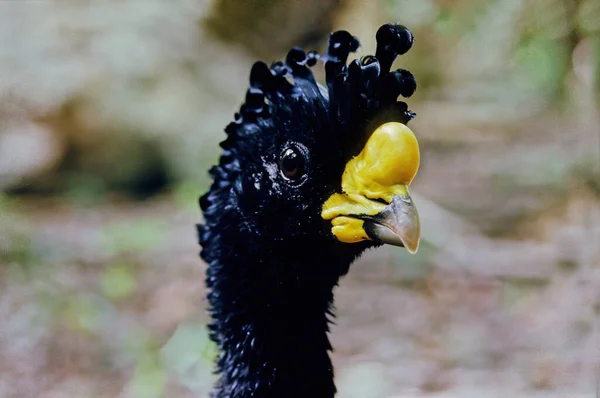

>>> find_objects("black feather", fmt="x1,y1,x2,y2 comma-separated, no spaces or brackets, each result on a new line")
199,23,417,398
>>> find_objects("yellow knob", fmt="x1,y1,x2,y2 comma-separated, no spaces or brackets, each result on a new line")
354,122,420,186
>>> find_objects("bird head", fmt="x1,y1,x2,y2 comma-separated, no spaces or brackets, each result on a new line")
200,23,421,264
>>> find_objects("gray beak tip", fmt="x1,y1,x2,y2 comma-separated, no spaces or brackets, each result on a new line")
364,194,421,254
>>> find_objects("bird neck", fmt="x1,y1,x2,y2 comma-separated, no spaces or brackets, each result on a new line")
203,234,351,398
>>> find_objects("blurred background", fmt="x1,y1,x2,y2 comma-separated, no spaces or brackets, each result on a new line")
0,0,599,397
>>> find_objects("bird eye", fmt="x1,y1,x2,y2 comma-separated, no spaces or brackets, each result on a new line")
279,144,307,183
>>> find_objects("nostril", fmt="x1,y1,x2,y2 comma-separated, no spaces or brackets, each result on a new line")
371,197,389,205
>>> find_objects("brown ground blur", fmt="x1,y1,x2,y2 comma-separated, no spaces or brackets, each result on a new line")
0,0,599,397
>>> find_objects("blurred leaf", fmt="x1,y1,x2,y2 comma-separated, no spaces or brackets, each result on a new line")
102,219,166,255
100,262,137,301
594,35,600,96
161,322,217,393
173,180,205,213
576,0,599,35
65,173,108,207
125,329,159,360
573,155,600,194
433,0,495,37
130,352,166,398
63,296,102,333
434,9,463,37
500,278,549,312
383,0,439,27
515,35,569,97
2,233,43,280
0,193,17,213
390,239,437,280
162,322,210,371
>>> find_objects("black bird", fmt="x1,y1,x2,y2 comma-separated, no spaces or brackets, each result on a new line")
198,23,421,398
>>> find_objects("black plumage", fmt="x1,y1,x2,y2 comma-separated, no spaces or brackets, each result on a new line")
198,23,417,398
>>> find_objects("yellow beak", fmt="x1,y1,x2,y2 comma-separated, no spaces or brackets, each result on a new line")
321,122,421,253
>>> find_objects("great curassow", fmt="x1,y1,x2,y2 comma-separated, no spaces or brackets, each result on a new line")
198,23,421,398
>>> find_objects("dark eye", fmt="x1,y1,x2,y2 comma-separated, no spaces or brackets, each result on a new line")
279,144,307,182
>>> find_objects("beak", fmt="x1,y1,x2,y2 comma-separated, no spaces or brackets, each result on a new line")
362,193,420,253
322,122,421,253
